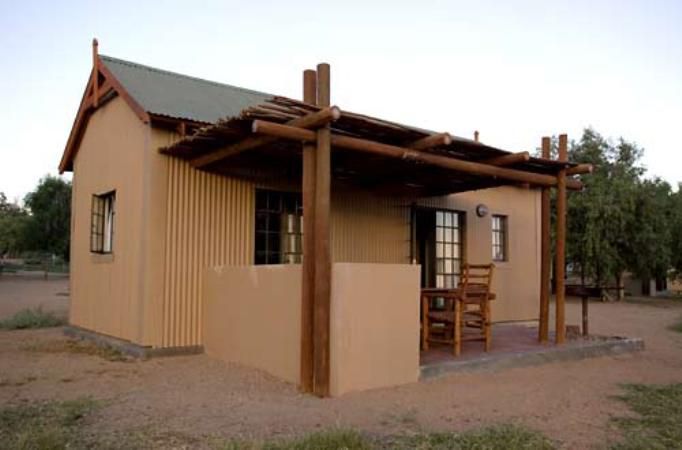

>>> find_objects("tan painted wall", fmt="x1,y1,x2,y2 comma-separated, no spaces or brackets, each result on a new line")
330,263,420,396
418,186,541,322
69,97,148,343
201,262,419,396
71,103,539,348
202,264,301,383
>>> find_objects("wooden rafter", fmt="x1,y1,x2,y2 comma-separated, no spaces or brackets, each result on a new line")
250,120,584,190
409,132,452,150
483,151,530,166
190,106,341,168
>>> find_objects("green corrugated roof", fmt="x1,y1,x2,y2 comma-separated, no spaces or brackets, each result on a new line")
100,55,272,123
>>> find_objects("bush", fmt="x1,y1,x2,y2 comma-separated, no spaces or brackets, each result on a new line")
0,307,66,330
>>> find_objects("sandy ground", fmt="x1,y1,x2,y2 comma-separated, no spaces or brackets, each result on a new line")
1,277,681,449
0,274,69,319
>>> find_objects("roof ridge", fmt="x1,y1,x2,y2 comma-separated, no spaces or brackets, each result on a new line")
99,54,272,98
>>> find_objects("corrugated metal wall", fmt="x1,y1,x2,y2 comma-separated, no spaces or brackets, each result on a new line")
331,189,411,264
161,157,254,347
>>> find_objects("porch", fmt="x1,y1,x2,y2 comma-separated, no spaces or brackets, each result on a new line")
420,322,644,379
160,63,592,397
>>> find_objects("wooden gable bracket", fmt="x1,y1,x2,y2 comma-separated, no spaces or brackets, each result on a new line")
59,39,151,173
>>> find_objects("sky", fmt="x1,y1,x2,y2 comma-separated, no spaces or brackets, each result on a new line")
1,0,680,202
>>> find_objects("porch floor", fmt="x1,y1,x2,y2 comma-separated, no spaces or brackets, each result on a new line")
419,323,644,379
420,323,545,366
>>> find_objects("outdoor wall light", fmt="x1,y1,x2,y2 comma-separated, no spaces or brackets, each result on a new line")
476,204,489,218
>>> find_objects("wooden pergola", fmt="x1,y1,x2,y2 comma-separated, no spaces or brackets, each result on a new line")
162,64,591,397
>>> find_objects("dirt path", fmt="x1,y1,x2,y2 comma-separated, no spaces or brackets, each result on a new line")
1,278,681,448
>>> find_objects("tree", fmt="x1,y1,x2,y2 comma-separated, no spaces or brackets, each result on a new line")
563,128,673,294
0,193,29,257
670,185,682,278
22,176,72,261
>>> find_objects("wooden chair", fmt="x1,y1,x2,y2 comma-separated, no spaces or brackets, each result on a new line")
459,263,495,352
424,263,495,355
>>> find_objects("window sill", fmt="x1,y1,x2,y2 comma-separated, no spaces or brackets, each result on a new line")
91,253,114,264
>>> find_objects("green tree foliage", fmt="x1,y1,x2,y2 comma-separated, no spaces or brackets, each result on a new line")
566,128,678,288
0,193,29,256
22,176,72,260
670,185,682,278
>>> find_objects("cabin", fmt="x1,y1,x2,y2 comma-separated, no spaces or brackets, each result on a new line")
59,41,589,396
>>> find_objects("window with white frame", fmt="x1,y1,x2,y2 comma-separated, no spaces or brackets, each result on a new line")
91,191,115,254
492,214,508,261
435,210,464,288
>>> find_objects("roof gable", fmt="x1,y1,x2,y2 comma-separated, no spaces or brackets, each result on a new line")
100,56,272,124
59,54,274,172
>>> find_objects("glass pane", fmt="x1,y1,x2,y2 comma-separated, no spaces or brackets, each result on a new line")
436,275,444,288
267,233,280,253
454,245,460,258
444,212,452,227
436,227,443,242
436,243,444,258
445,244,452,258
255,232,267,252
436,211,444,226
436,258,444,273
445,259,452,273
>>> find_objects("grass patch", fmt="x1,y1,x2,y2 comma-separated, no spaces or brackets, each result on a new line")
0,398,97,449
611,383,682,449
23,338,130,362
0,307,65,330
222,429,371,450
220,425,554,450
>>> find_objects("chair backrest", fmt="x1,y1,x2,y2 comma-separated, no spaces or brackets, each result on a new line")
459,263,495,299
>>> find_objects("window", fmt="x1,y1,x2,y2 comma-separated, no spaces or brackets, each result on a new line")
435,210,464,288
91,191,115,254
255,190,303,264
492,214,508,261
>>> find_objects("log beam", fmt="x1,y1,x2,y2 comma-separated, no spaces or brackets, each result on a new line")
555,134,568,344
538,137,551,343
251,120,584,190
409,133,452,150
313,63,332,397
300,69,317,394
484,151,530,166
191,106,341,168
567,164,593,175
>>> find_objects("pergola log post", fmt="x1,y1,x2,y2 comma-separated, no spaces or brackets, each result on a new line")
250,120,584,191
555,134,568,344
313,63,332,397
539,137,551,343
300,69,317,393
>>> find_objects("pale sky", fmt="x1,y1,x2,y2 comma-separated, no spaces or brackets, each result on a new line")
1,0,680,202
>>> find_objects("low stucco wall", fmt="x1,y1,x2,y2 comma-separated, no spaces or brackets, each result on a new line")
202,264,301,384
202,263,420,396
330,263,420,396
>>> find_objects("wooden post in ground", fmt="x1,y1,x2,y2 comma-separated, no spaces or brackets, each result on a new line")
313,63,332,397
300,69,317,393
582,295,589,336
539,137,551,343
555,134,568,344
